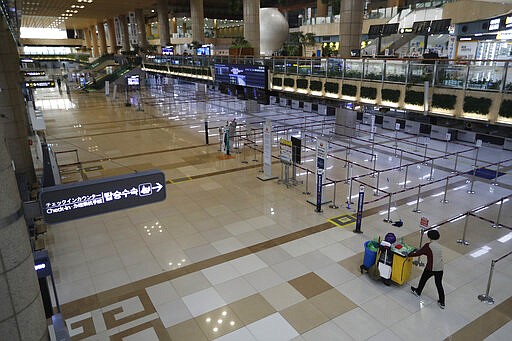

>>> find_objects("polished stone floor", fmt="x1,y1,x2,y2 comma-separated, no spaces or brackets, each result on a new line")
35,79,512,340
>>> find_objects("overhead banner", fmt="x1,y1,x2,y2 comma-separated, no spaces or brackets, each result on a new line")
40,170,166,223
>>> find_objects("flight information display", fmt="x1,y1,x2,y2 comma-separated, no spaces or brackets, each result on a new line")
214,64,267,90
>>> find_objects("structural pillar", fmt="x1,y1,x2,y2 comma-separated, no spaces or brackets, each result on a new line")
190,0,205,43
243,0,260,56
107,18,117,54
171,16,178,35
135,8,148,49
83,28,91,50
0,21,35,181
90,25,99,57
0,19,48,341
97,22,108,56
339,0,364,58
317,0,328,17
118,14,131,52
157,0,170,46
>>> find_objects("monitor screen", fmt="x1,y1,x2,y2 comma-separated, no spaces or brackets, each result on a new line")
127,75,140,86
162,46,174,55
197,46,211,55
214,64,267,90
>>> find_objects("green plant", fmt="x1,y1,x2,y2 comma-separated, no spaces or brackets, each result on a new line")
360,87,377,99
296,78,308,89
499,99,512,118
405,90,424,106
364,72,382,81
283,78,295,87
463,96,491,115
324,82,339,94
385,74,406,82
432,94,457,110
230,37,251,48
381,89,400,102
342,84,357,97
344,70,361,79
272,77,283,87
310,80,322,91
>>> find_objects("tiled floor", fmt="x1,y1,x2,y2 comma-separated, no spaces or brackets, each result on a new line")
38,79,512,340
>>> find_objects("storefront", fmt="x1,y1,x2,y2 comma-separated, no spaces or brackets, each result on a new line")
455,13,512,62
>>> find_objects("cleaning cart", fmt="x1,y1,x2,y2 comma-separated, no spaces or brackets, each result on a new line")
361,236,415,286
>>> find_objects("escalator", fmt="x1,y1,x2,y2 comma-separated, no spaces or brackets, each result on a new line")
84,64,134,90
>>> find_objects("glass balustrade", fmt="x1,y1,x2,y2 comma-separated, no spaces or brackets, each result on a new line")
143,55,512,94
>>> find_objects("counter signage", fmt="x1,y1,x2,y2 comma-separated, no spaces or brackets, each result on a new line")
40,170,166,223
25,80,55,88
279,139,292,164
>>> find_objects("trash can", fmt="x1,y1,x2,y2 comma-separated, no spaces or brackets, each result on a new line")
363,240,378,269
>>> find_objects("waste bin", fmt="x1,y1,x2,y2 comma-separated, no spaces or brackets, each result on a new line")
363,240,378,269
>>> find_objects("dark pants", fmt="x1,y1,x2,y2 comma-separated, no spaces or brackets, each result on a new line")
417,269,445,304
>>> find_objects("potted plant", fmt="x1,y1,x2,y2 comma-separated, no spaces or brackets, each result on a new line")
229,37,253,56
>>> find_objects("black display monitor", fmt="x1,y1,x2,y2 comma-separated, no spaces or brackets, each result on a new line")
368,25,384,39
214,64,267,90
430,19,451,34
413,21,431,34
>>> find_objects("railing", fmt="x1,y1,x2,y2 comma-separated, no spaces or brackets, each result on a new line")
143,55,512,94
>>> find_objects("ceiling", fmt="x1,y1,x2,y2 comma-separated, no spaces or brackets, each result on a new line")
19,0,246,30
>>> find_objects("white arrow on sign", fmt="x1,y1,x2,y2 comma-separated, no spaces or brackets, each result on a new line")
152,183,163,192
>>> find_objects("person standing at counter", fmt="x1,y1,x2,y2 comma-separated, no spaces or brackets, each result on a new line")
408,230,445,309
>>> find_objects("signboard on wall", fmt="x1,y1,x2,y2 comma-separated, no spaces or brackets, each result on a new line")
457,42,478,60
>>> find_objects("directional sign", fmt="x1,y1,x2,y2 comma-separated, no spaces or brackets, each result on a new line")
40,170,166,223
25,80,55,88
23,70,46,77
279,138,292,164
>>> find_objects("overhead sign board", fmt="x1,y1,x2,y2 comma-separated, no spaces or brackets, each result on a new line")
23,70,46,77
40,170,166,223
25,80,55,88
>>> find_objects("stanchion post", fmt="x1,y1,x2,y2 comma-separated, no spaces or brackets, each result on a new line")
441,177,449,203
345,163,351,184
344,148,348,168
478,260,496,305
467,165,476,194
423,145,428,165
456,213,471,245
428,158,435,181
329,182,339,209
413,228,426,267
399,150,403,171
403,165,409,189
371,158,377,178
492,162,500,186
371,140,375,160
492,198,504,228
347,137,352,155
303,169,310,195
413,185,422,213
374,171,380,196
383,194,393,223
346,178,354,208
451,153,459,174
204,121,209,145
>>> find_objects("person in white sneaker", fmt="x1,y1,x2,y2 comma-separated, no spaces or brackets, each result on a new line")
408,229,445,309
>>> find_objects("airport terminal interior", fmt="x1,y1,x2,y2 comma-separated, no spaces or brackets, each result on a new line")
1,0,512,341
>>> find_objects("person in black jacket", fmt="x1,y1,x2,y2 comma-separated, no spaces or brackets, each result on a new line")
408,230,445,309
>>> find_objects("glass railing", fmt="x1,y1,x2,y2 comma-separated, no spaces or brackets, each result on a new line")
143,54,512,93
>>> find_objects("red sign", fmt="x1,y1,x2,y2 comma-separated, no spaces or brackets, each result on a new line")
420,217,429,228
